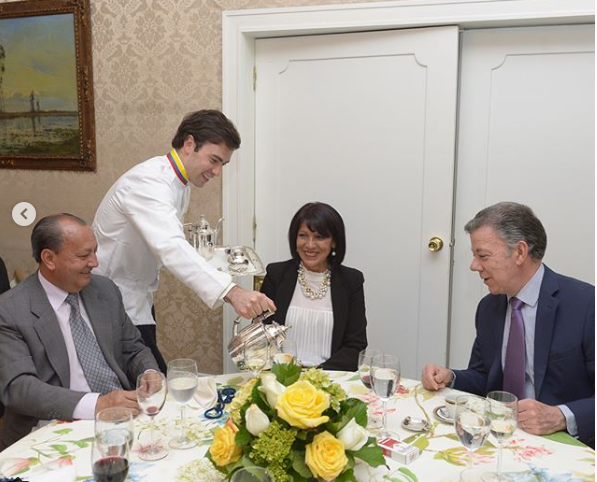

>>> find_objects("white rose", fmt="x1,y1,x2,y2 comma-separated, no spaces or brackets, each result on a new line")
245,404,271,437
258,373,285,408
337,418,368,451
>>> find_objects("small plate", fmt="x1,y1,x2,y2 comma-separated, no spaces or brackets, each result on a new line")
401,416,431,432
433,405,454,424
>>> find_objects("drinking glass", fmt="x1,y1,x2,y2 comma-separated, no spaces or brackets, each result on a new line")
94,407,134,452
244,339,269,378
91,432,130,482
231,466,273,482
483,391,518,481
167,358,198,449
358,348,380,390
136,371,168,461
272,338,298,366
454,395,491,468
370,353,400,439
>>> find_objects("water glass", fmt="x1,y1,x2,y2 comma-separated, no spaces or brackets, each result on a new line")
370,353,400,439
94,407,134,452
454,395,491,468
483,391,518,481
272,338,298,365
167,358,198,449
244,339,270,378
231,467,273,482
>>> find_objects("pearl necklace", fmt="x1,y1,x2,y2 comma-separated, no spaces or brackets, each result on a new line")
297,262,331,300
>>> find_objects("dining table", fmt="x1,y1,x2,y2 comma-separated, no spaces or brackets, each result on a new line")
0,370,593,482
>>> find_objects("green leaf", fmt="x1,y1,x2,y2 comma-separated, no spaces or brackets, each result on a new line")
272,362,302,386
326,399,368,434
352,444,385,467
398,467,419,482
53,428,73,435
409,434,429,452
49,444,68,454
71,437,94,448
291,449,312,478
337,467,357,482
542,431,589,447
235,425,253,446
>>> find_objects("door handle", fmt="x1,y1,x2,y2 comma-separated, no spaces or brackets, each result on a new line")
428,237,444,252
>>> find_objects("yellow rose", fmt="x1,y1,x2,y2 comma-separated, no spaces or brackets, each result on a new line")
209,421,243,467
306,431,348,481
276,380,330,429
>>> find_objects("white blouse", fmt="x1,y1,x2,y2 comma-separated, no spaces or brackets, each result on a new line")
285,269,334,367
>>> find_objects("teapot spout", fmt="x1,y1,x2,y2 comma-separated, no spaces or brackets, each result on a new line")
213,217,224,246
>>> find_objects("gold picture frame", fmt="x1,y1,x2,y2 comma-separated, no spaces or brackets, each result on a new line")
0,0,96,171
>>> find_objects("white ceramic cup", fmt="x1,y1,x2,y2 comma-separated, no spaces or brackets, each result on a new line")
444,392,459,419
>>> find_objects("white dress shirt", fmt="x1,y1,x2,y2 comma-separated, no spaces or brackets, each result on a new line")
38,272,99,420
92,154,234,326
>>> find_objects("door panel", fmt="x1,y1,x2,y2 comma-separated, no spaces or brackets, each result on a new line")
255,27,459,378
450,25,595,369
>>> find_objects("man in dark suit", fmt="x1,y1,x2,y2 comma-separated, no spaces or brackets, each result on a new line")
422,202,594,447
0,214,159,449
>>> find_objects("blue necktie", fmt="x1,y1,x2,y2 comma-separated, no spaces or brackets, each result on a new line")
503,297,525,399
65,293,122,395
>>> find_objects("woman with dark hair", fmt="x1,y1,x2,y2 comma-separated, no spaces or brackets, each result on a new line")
260,202,367,371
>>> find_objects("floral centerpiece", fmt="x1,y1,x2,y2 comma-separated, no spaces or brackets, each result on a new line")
207,362,386,481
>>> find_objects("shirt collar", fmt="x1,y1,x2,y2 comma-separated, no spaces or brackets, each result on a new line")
38,271,72,311
167,149,189,185
510,263,545,308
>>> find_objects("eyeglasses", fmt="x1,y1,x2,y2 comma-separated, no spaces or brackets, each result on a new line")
204,387,237,419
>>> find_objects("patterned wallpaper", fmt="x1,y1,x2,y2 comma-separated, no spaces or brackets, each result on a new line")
0,0,385,374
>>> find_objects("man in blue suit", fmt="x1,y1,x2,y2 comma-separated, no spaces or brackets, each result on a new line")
422,202,594,447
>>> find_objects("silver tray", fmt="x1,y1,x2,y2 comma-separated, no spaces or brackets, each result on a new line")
205,246,266,277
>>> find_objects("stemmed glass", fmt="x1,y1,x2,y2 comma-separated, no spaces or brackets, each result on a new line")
454,395,491,469
483,391,518,481
95,407,134,452
136,371,168,460
358,348,380,390
370,353,400,439
244,339,270,378
91,431,130,482
167,358,198,449
272,338,298,366
231,466,273,482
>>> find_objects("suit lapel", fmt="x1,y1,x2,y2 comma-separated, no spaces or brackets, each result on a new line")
28,275,71,388
330,271,347,352
488,296,508,389
276,263,299,324
534,267,559,397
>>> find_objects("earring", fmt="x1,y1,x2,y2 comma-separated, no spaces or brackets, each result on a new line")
332,251,336,257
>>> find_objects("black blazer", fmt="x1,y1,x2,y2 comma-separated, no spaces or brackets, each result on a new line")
0,257,9,296
260,259,367,371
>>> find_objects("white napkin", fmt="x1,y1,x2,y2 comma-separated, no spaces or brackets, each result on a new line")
28,465,76,482
191,376,218,409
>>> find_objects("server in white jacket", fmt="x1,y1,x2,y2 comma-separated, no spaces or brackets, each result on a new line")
92,110,275,371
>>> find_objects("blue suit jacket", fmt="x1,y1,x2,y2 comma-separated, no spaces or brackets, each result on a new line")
453,266,595,447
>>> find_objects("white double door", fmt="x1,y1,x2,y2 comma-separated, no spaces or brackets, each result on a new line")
252,24,594,378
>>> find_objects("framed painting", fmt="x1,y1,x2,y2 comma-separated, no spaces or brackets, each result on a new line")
0,0,95,171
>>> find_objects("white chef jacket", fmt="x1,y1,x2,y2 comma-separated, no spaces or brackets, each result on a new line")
92,153,233,326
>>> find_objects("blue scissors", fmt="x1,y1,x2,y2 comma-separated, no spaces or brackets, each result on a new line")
204,387,236,419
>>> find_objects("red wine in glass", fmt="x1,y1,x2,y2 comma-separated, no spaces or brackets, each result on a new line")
92,456,129,482
360,372,372,389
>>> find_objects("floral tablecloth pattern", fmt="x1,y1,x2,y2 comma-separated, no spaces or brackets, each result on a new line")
0,372,593,482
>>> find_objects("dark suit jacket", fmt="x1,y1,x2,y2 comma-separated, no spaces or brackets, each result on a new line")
0,272,159,449
260,259,367,371
0,257,9,296
453,266,595,446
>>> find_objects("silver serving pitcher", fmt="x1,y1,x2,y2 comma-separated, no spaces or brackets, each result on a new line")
228,310,291,370
184,215,224,260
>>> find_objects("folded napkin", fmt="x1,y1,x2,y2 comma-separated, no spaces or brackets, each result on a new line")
28,465,76,482
191,376,218,409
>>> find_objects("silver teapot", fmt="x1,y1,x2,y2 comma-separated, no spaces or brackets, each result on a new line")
228,310,291,370
226,246,250,273
184,215,223,261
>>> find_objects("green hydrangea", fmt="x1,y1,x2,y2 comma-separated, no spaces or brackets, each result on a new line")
300,368,347,412
249,420,297,477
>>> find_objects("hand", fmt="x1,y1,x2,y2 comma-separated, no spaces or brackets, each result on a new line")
96,390,140,416
517,399,567,435
421,364,454,390
138,370,163,395
225,286,277,319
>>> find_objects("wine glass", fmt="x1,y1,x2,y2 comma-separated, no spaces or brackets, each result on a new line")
167,358,198,449
272,338,298,366
136,371,168,461
231,466,273,482
358,348,380,390
454,395,491,469
483,391,518,481
94,407,134,452
91,431,130,482
370,353,400,439
244,339,270,378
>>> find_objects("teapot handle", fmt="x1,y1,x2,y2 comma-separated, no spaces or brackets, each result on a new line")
232,309,275,336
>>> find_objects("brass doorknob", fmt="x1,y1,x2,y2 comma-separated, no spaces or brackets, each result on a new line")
428,237,444,252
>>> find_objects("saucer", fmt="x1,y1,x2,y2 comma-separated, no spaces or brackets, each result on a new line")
401,416,431,432
433,405,454,424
